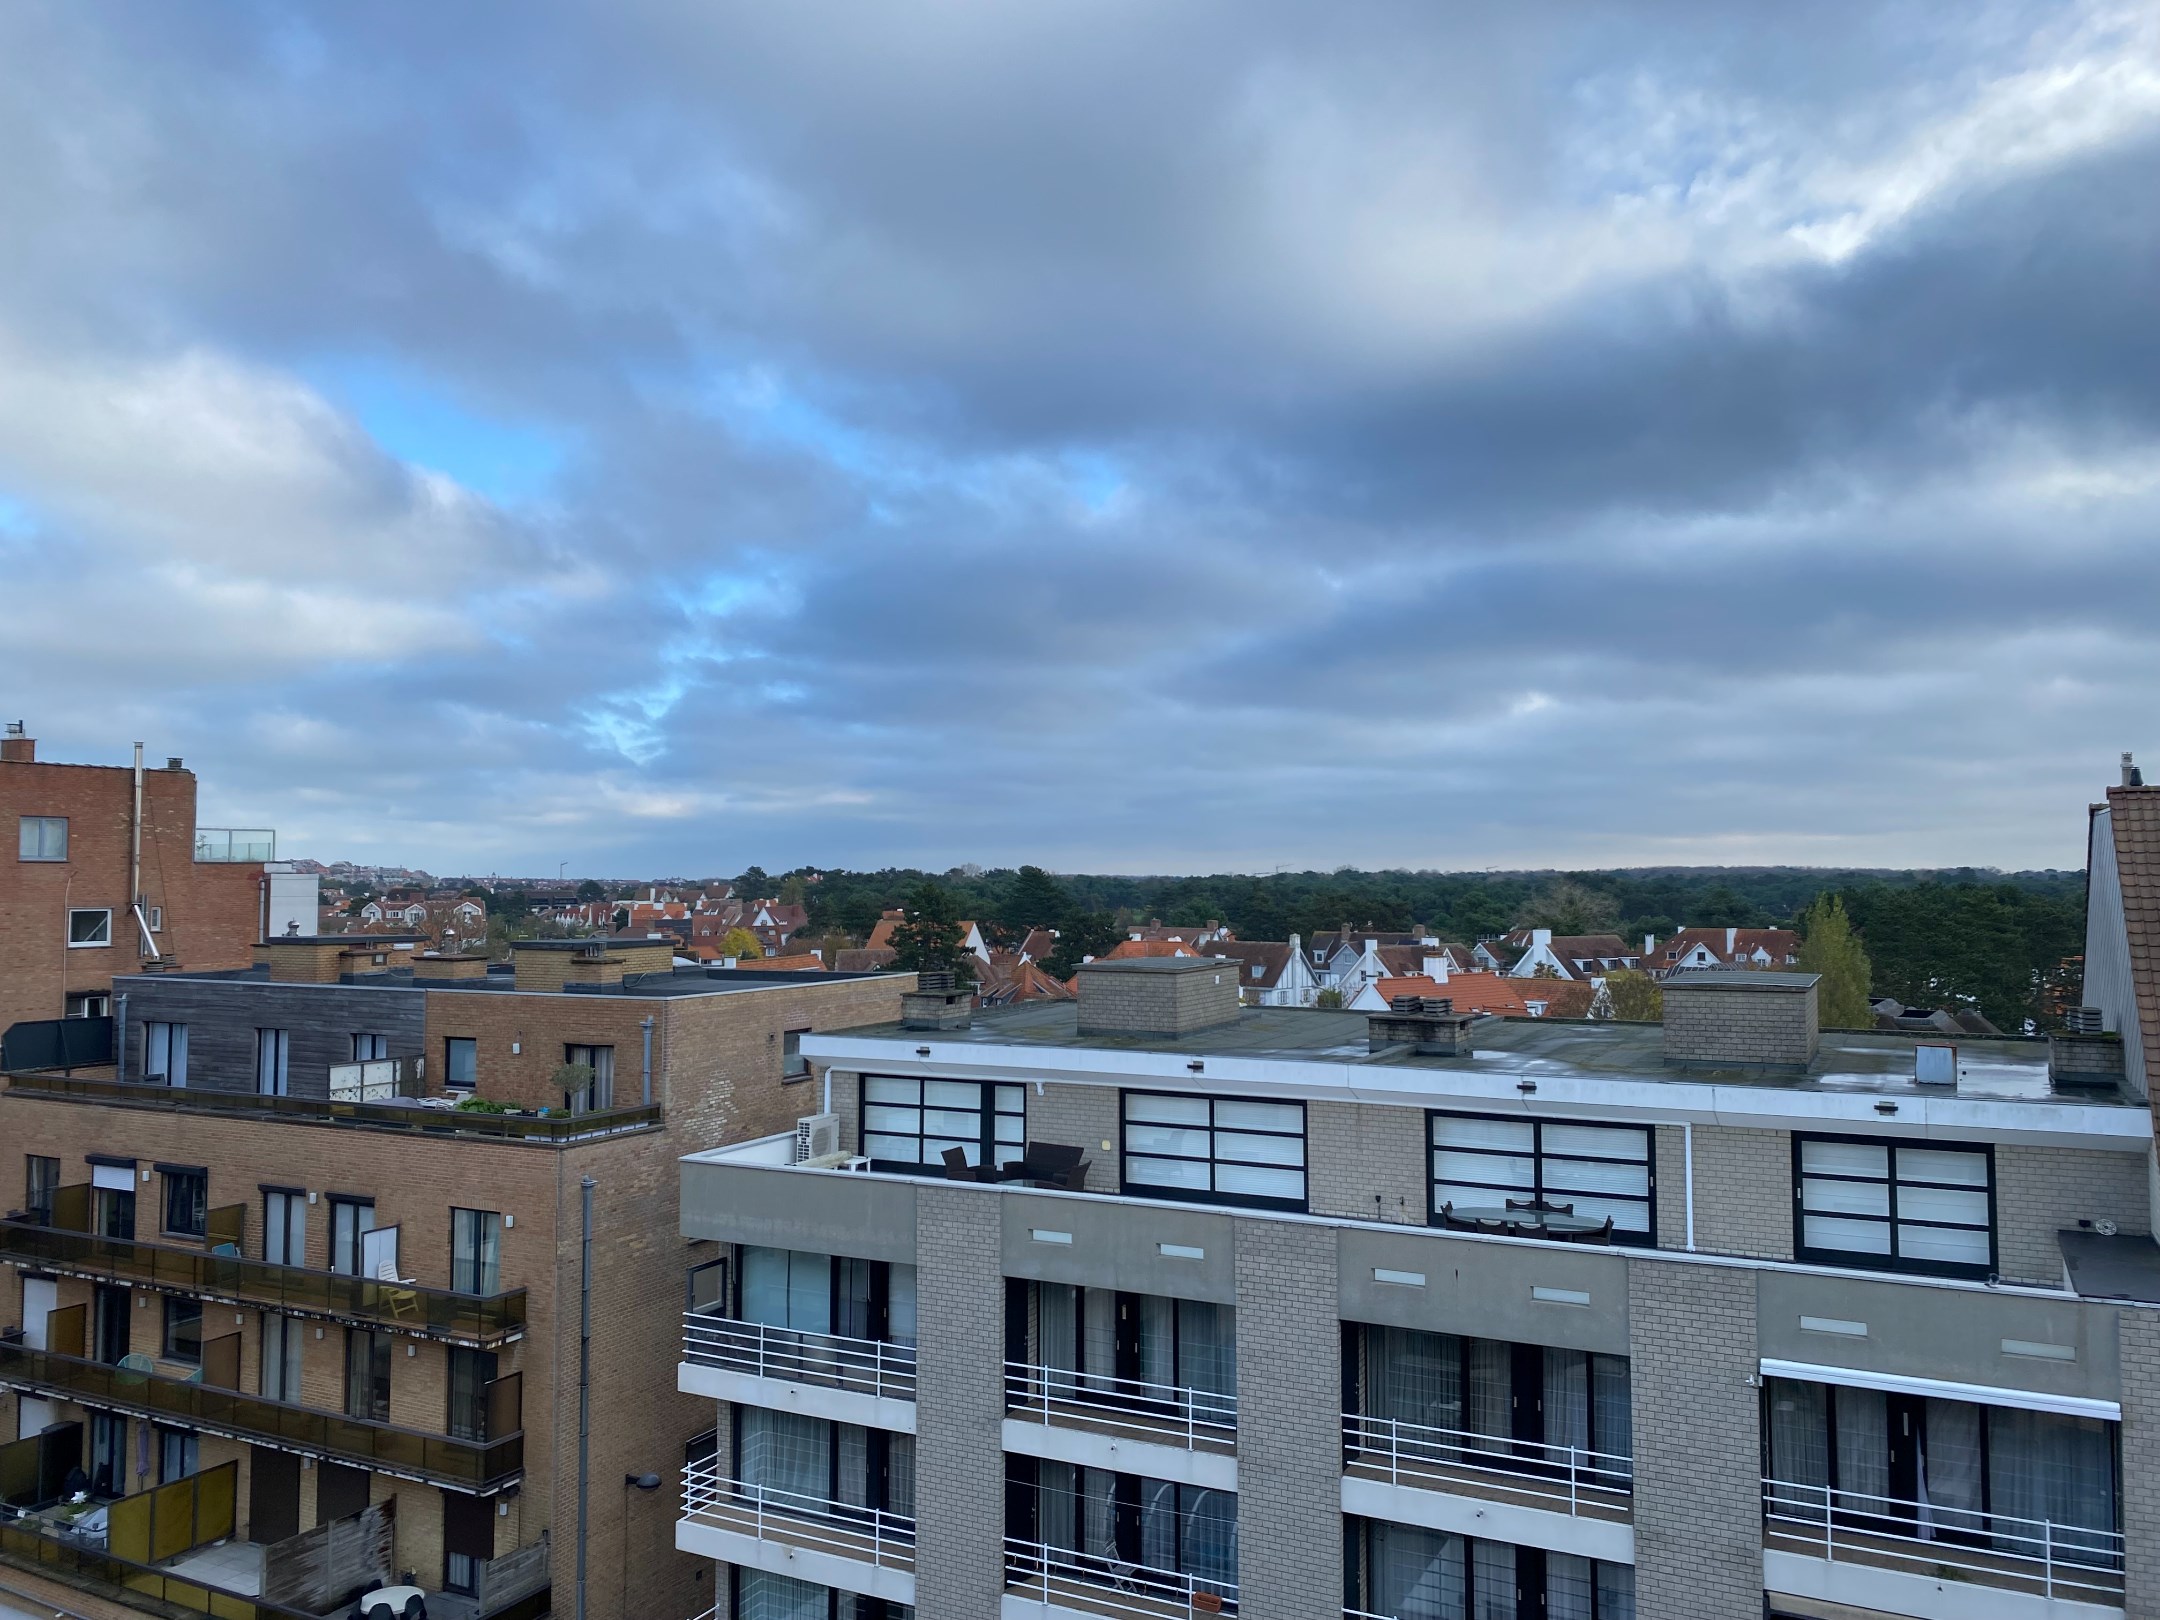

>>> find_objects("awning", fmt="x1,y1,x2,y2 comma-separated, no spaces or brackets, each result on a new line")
1760,1358,2119,1422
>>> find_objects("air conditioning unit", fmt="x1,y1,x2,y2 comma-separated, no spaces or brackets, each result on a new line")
794,1113,841,1162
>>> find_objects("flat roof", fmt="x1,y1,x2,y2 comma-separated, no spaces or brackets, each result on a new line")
116,964,897,1000
816,1001,2134,1109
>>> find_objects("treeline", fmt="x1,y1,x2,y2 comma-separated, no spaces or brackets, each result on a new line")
788,863,2085,1032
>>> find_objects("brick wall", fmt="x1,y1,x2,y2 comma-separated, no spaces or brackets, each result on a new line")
0,756,261,1031
1074,962,1240,1036
1232,1218,1341,1619
2119,1308,2160,1617
1995,1145,2151,1286
1627,1260,1762,1618
1685,1124,1795,1260
1306,1099,1425,1226
910,1184,1005,1620
1023,1081,1120,1191
1663,979,1819,1068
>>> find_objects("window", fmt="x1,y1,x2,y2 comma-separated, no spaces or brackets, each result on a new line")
66,992,111,1018
345,1328,392,1423
261,1313,304,1402
18,815,66,861
93,1284,130,1364
1429,1112,1655,1245
264,1190,307,1267
861,1075,1024,1171
144,1022,189,1086
451,1208,502,1295
783,1028,810,1079
156,1426,198,1485
1346,1518,1635,1619
1015,1458,1234,1602
447,1347,497,1441
89,1413,126,1497
563,1044,614,1113
329,1197,376,1277
92,1163,136,1240
25,1155,59,1224
162,1297,203,1363
256,1028,290,1096
67,909,112,948
1122,1091,1307,1211
1794,1136,1994,1277
147,905,162,933
738,1247,920,1347
162,1168,207,1238
443,1037,477,1093
350,1033,388,1062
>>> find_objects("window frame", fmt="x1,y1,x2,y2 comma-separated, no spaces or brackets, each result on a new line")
161,1167,208,1239
451,1207,503,1296
144,1021,189,1086
255,1028,291,1096
1427,1109,1658,1247
860,1073,1026,1174
1792,1132,1997,1279
443,1036,478,1093
26,1155,60,1224
344,1327,393,1423
18,815,67,862
327,1196,377,1277
783,1027,811,1080
263,1188,307,1267
66,908,113,948
162,1296,204,1364
1120,1089,1309,1213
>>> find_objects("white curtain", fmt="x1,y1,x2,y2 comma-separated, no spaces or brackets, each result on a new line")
739,1408,828,1506
1544,1349,1590,1458
1920,1398,1984,1537
735,1569,826,1620
1833,1387,1890,1512
1471,1540,1517,1619
1370,1521,1463,1620
1988,1408,2118,1565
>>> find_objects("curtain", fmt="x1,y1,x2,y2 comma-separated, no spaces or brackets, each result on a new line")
1766,1380,1828,1521
1180,1486,1237,1597
739,1408,828,1506
1989,1408,2118,1565
1592,1355,1634,1484
1039,1283,1080,1395
1468,1340,1511,1456
742,1248,832,1335
1370,1521,1463,1620
836,1423,869,1508
1135,1294,1175,1389
886,1434,915,1519
1833,1388,1890,1513
1178,1299,1237,1420
1082,1288,1118,1395
1546,1553,1593,1620
735,1569,826,1620
1138,1477,1177,1571
1544,1349,1590,1461
1595,1562,1636,1620
887,1264,918,1346
1035,1460,1078,1550
1370,1326,1460,1434
1920,1398,1984,1538
1471,1540,1517,1619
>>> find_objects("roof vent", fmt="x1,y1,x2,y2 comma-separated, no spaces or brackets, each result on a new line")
1368,995,1478,1057
2064,1005,2107,1036
2123,752,2144,788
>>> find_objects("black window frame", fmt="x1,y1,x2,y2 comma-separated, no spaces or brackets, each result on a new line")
25,1155,59,1224
161,1167,208,1239
443,1036,477,1093
344,1327,392,1423
1427,1109,1657,1247
1120,1089,1308,1213
859,1074,1025,1174
451,1207,502,1295
783,1027,811,1080
162,1296,203,1364
1792,1133,1997,1280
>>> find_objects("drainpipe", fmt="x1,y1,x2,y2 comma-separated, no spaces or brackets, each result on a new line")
1683,1123,1697,1252
640,1017,654,1106
128,743,159,959
576,1176,594,1620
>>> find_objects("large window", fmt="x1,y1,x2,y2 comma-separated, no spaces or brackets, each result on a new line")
19,816,68,861
162,1297,203,1364
1794,1135,1994,1277
447,1348,498,1440
144,1022,189,1086
1122,1091,1306,1211
1020,1282,1235,1418
162,1168,207,1238
345,1328,392,1423
443,1037,477,1093
350,1033,388,1062
451,1208,502,1295
1346,1518,1635,1619
736,1407,915,1519
739,1246,919,1346
26,1155,59,1224
1009,1458,1236,1603
563,1044,614,1113
255,1029,291,1096
67,909,112,947
1429,1112,1654,1244
862,1076,1024,1171
263,1189,307,1267
92,1162,135,1240
261,1313,304,1402
329,1197,376,1277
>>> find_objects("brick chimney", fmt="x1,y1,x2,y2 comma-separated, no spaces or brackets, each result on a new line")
1076,957,1240,1038
902,969,972,1030
1662,970,1820,1070
1368,995,1478,1057
1,722,32,763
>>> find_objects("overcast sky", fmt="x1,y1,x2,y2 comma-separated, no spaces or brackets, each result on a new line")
2,2,2154,877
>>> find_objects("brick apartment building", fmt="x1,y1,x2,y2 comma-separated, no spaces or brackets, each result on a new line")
0,929,909,1620
0,724,279,1035
659,779,2160,1620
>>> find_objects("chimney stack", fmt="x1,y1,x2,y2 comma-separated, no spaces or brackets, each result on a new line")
902,969,973,1031
2125,752,2145,789
1662,970,1820,1070
1368,995,1479,1058
1,722,32,764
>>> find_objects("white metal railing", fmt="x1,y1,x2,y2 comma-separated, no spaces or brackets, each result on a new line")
1005,1361,1237,1450
1005,1535,1237,1616
1345,1610,1398,1620
1762,1476,2125,1604
1341,1412,1633,1517
682,1310,917,1401
680,1457,915,1572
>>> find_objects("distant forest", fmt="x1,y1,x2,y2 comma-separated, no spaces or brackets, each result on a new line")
776,864,2088,1035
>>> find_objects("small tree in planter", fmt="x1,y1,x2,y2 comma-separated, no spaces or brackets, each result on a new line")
552,1061,599,1113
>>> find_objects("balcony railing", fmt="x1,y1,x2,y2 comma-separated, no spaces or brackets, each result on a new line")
0,1341,521,1492
679,1458,914,1574
0,1513,321,1620
194,829,276,863
1004,1536,1236,1617
681,1311,916,1402
0,1219,526,1346
1762,1476,2125,1607
1342,1413,1633,1522
4,1071,661,1143
1005,1362,1237,1454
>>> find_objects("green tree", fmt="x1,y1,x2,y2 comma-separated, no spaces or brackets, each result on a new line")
739,866,772,896
779,874,808,906
720,927,763,960
891,881,978,988
1514,878,1620,936
575,879,605,901
1004,865,1069,932
1604,968,1663,1022
1043,910,1122,979
1315,987,1346,1010
1798,894,1875,1028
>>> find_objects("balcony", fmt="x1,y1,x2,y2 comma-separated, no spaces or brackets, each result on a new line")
680,1311,917,1428
0,1218,526,1347
1004,1537,1236,1618
1342,1413,1632,1527
0,1340,521,1492
4,1071,661,1143
677,1458,914,1600
1005,1363,1237,1458
194,829,276,863
1763,1476,2125,1616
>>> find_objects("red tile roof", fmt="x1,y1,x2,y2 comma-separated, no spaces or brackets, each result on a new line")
1373,973,1528,1016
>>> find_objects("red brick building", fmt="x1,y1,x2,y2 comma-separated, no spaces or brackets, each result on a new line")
0,726,268,1035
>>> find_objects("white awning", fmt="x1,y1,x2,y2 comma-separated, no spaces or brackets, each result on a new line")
1760,1358,2120,1422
